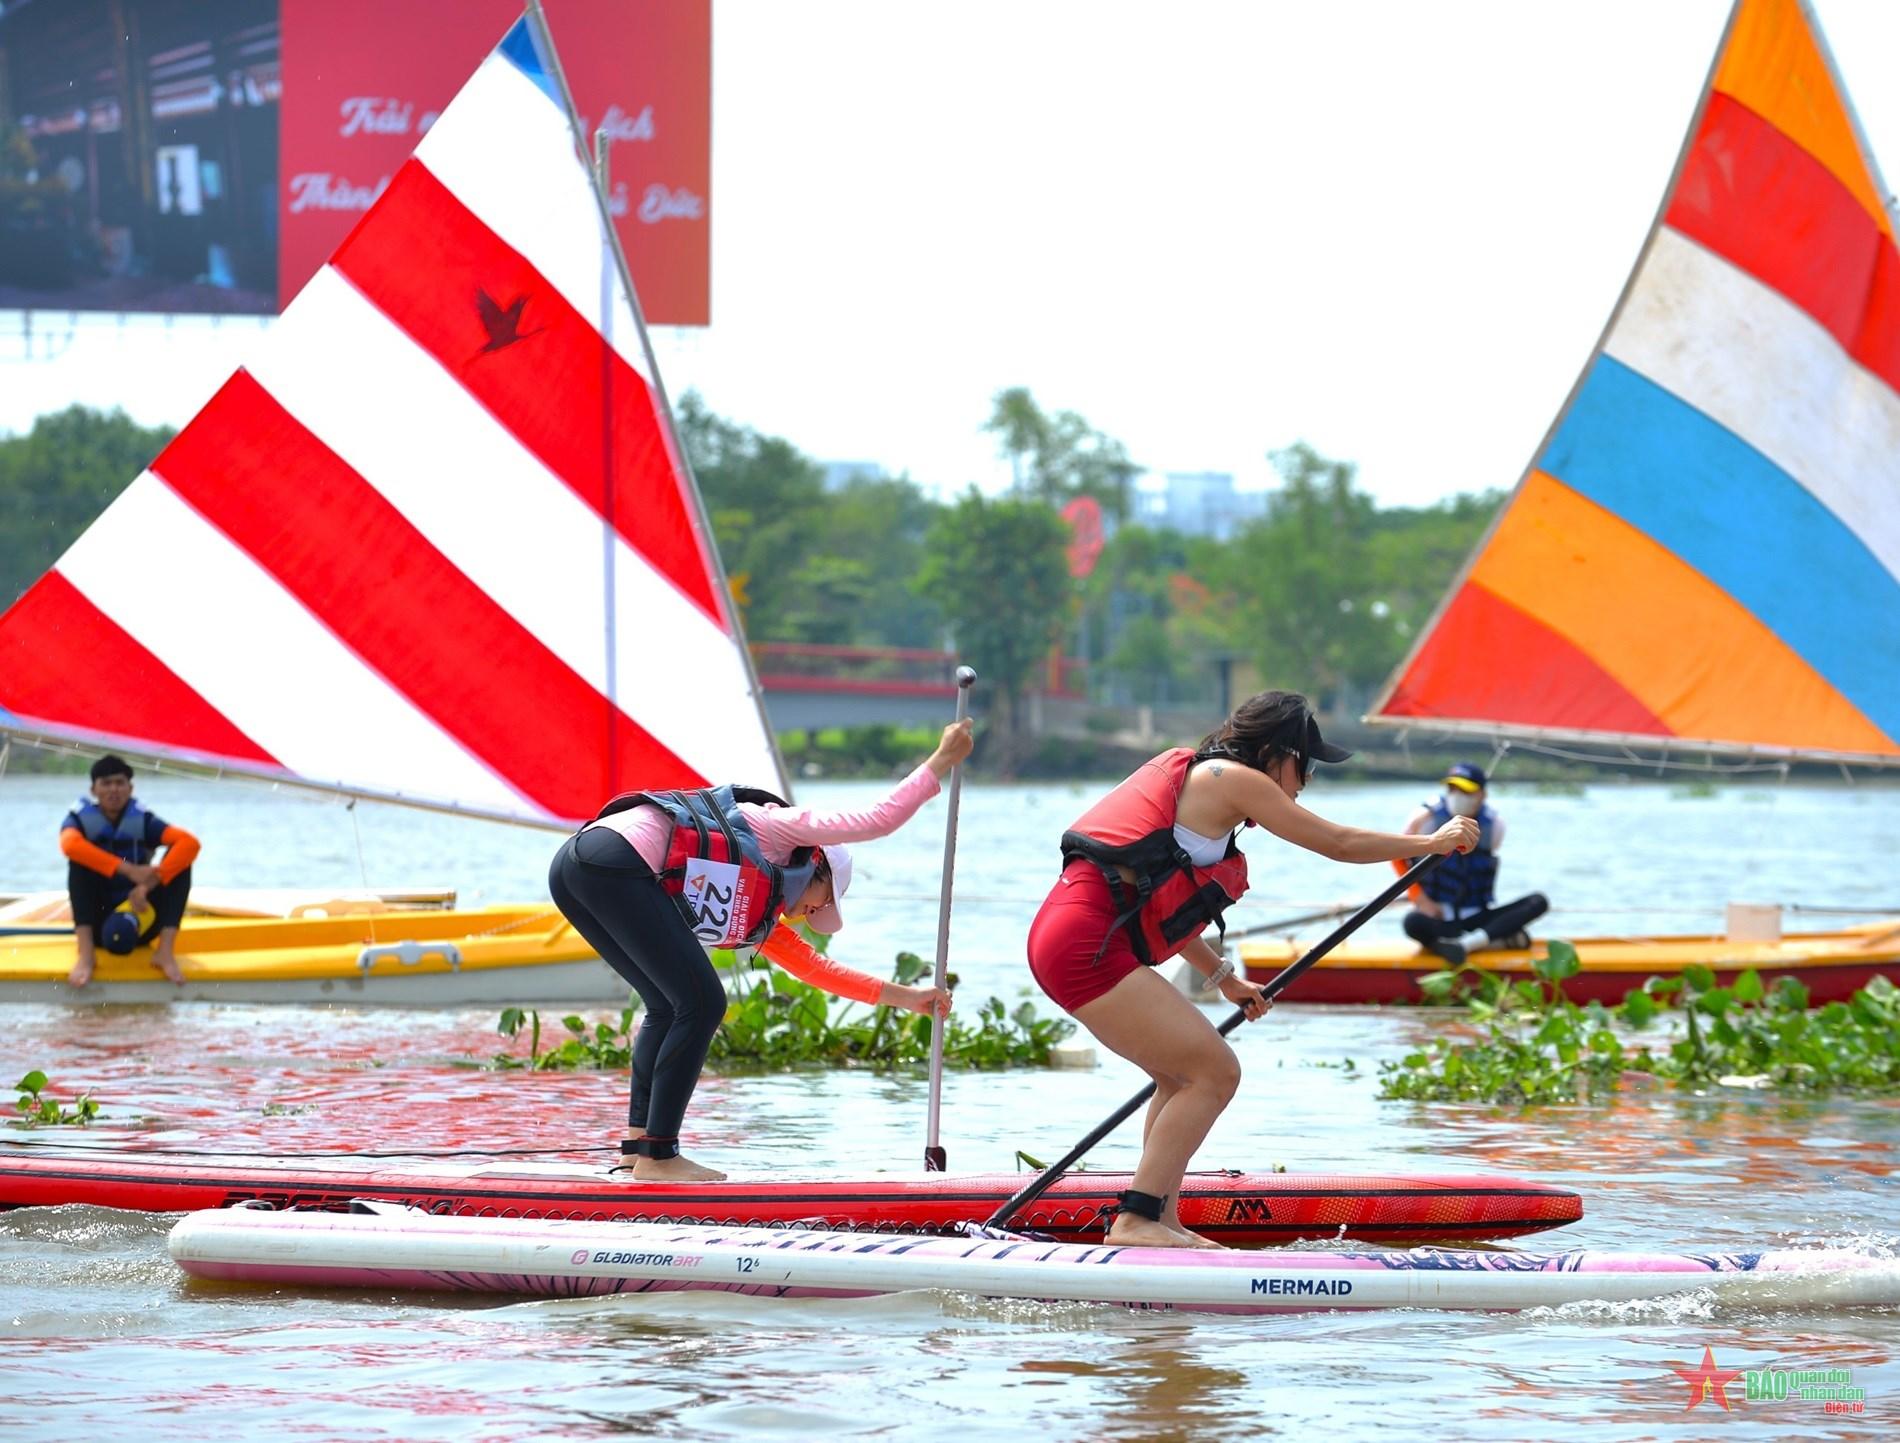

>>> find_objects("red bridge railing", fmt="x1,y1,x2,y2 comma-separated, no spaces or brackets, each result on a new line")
750,643,963,697
750,643,1086,699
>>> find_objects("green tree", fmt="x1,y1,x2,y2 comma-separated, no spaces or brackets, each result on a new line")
1212,442,1387,709
983,387,1138,521
985,386,1047,492
1204,445,1502,710
676,390,828,636
1078,526,1185,703
822,472,941,648
916,490,1071,771
0,407,177,607
1364,489,1503,660
676,392,943,648
1104,613,1181,705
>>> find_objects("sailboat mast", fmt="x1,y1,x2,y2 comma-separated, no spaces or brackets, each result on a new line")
594,127,620,798
521,0,792,799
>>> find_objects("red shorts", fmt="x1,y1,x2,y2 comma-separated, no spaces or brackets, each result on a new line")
1027,861,1144,1014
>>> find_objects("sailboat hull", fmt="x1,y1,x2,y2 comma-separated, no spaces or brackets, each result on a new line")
0,905,624,1005
1235,922,1900,1005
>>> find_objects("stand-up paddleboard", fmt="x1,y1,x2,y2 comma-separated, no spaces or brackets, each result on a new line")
169,1206,1900,1314
0,1148,1582,1244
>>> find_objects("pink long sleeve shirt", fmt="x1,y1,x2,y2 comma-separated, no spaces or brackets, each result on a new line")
585,765,942,1003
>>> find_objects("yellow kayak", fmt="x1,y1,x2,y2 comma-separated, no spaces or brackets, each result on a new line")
1234,921,1900,1005
0,886,458,927
0,905,618,1005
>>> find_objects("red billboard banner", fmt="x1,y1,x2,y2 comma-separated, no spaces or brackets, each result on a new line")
0,0,708,323
278,0,708,325
1062,495,1106,579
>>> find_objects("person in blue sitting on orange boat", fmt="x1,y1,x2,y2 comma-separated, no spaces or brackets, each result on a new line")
62,754,200,988
1397,762,1548,965
550,720,973,1183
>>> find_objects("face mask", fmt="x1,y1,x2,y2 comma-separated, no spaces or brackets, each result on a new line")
1445,790,1481,818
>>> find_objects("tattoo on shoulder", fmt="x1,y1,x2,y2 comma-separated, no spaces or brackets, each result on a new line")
1209,763,1224,777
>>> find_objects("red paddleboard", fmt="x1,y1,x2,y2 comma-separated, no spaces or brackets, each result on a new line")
0,1148,1581,1244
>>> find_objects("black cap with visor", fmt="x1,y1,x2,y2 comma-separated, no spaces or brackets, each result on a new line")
1295,711,1354,779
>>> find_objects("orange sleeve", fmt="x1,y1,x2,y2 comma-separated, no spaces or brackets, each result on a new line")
756,924,885,1006
1390,856,1425,905
60,827,123,879
156,826,200,883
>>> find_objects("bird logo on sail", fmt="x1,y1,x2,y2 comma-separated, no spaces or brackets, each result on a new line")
474,290,543,354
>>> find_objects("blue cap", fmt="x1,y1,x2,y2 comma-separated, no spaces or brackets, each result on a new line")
100,910,144,955
1444,762,1488,793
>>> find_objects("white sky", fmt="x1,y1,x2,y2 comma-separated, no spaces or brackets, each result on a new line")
4,0,1898,507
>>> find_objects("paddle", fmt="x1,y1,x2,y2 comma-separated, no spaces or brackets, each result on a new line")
985,850,1447,1228
1218,903,1359,944
924,665,977,1172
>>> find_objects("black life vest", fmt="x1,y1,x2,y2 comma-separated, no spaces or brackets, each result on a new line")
1059,747,1251,967
595,786,820,948
1420,797,1499,911
72,798,156,866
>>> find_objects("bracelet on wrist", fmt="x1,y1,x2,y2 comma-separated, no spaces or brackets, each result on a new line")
1206,957,1236,987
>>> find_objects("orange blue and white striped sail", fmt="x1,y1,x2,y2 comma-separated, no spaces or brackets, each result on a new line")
0,13,779,824
1371,0,1900,764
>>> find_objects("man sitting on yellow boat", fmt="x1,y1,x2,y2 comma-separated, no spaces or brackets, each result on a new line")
61,755,199,988
1397,763,1547,966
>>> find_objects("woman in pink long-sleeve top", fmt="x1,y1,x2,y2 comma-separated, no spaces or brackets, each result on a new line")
550,720,975,1182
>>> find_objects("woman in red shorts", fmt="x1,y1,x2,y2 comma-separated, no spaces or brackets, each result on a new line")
1028,691,1477,1249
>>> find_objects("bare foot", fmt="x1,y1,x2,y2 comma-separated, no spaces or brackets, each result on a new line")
627,1154,727,1183
1162,1206,1225,1251
152,949,184,985
67,955,95,987
1106,1215,1217,1249
1167,1221,1225,1250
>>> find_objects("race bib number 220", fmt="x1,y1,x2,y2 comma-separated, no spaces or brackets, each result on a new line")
681,857,749,946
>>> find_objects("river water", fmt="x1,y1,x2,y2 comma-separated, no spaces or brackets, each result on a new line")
2,772,1897,1439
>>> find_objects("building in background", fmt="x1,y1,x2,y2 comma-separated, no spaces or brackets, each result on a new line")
820,460,881,492
1132,470,1267,539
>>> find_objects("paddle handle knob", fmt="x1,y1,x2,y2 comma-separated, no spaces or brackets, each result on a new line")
955,666,976,689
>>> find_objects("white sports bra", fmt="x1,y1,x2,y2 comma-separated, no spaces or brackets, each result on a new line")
1172,822,1231,867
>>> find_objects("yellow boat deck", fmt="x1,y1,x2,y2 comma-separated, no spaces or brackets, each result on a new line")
0,906,617,1005
1235,921,1900,1005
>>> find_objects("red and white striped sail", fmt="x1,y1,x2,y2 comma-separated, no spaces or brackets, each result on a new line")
0,11,780,827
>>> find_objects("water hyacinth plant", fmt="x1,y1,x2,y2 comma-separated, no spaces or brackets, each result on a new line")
493,951,1073,1072
12,1071,99,1127
1379,941,1900,1104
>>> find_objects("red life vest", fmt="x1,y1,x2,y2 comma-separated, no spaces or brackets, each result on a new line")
594,785,820,948
1060,747,1250,966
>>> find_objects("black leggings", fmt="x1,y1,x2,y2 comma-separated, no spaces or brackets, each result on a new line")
548,828,727,1142
1403,892,1550,945
68,863,192,942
